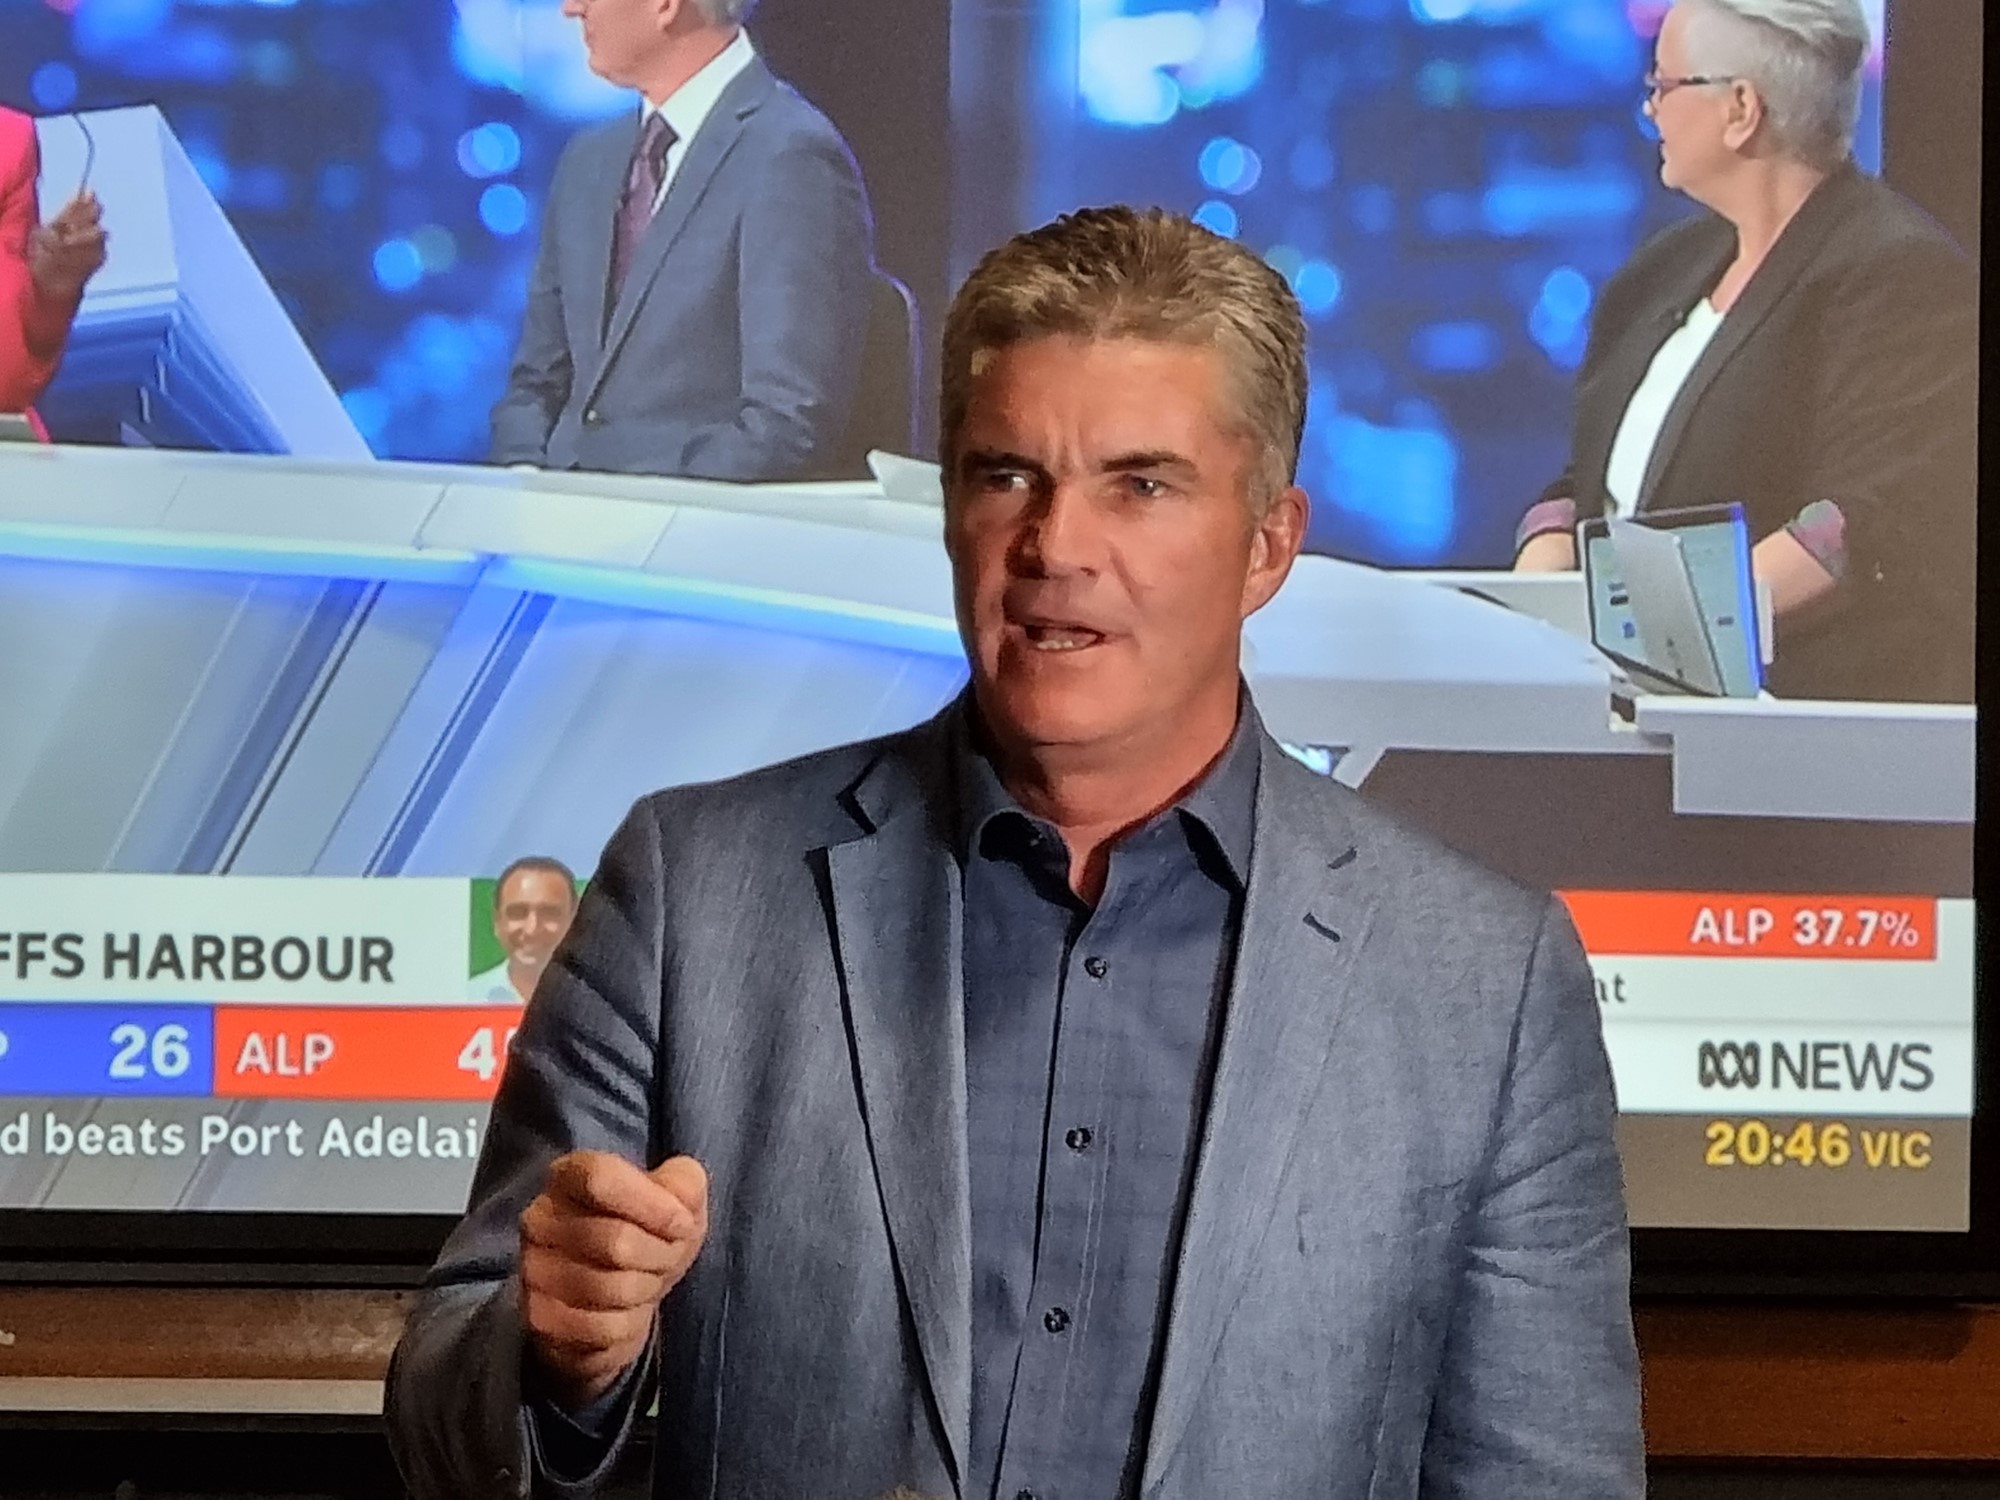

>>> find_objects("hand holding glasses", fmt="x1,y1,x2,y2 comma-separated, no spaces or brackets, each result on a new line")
28,115,106,302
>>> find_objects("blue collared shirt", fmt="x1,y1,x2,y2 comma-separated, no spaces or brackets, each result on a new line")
957,701,1258,1500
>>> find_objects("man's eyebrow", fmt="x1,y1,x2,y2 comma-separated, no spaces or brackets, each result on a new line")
957,447,1046,475
1101,449,1198,477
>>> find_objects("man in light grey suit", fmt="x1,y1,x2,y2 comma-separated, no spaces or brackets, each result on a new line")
490,0,874,481
390,207,1645,1498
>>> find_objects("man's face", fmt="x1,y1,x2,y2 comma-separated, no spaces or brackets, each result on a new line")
561,0,669,88
944,335,1306,765
493,869,577,974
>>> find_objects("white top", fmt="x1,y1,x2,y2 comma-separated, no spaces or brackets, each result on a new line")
643,27,757,211
1604,298,1725,517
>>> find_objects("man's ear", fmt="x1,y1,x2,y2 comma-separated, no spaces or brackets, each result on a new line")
655,0,685,34
1242,483,1309,618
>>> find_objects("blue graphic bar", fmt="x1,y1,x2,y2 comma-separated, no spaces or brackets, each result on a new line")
0,1004,215,1097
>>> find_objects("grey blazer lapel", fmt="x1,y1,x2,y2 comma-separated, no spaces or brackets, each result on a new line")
577,115,635,359
823,727,973,1493
589,63,775,401
1141,739,1381,1494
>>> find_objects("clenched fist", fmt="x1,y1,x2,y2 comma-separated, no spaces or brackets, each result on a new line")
28,191,107,304
519,1151,709,1410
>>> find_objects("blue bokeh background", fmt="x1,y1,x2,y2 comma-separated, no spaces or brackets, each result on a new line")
963,0,1884,561
2,0,1886,564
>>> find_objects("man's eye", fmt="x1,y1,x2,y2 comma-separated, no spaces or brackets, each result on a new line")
1125,474,1168,499
981,471,1030,493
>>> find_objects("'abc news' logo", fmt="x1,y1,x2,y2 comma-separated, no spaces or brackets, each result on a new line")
1698,1041,1762,1088
1696,1040,1934,1094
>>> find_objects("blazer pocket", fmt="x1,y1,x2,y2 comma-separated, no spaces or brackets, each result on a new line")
1295,1180,1462,1261
1293,1191,1458,1500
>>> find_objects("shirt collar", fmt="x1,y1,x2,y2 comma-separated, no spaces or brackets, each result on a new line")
953,687,1261,890
645,27,756,147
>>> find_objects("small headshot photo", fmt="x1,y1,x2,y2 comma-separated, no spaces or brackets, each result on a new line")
469,855,580,1004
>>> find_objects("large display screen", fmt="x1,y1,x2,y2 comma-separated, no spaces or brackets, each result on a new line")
0,0,1980,1259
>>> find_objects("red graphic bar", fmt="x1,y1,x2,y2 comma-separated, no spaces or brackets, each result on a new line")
1559,892,1937,961
212,1006,523,1100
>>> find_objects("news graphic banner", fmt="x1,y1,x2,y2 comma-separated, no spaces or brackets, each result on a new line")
0,876,1974,1228
1570,891,1974,1231
0,876,525,1214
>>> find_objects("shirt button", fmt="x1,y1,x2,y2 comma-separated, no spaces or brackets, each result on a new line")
1065,1126,1093,1151
1043,1306,1070,1333
1084,955,1109,980
582,407,603,427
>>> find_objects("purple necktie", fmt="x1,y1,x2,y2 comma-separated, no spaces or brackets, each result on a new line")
609,112,675,307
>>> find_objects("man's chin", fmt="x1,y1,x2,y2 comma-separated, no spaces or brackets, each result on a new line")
979,677,1128,753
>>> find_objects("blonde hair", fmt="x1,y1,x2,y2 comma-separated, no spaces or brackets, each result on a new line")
940,206,1308,510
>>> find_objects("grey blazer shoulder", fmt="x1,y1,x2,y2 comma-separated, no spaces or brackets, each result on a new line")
386,705,1641,1500
554,68,855,191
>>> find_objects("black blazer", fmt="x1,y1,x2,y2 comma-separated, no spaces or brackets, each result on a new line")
1551,165,1976,702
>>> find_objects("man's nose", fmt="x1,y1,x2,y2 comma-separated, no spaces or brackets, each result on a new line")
1015,483,1099,575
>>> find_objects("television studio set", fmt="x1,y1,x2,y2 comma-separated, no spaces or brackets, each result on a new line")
0,0,1990,1495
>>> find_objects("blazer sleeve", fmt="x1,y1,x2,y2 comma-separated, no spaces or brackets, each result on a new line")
674,127,873,481
1419,896,1645,1499
0,122,80,416
384,800,669,1500
488,159,577,466
1797,232,1978,617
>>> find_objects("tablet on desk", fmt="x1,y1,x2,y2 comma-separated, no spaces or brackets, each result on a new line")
0,414,37,445
1578,502,1763,698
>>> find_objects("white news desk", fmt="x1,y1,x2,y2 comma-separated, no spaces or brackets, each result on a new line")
0,445,1972,831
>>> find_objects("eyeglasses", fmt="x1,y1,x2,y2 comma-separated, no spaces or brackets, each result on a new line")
32,113,96,204
1643,70,1738,103
71,115,96,198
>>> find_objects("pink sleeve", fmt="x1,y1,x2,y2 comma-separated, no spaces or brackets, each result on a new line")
0,115,77,416
1513,496,1578,557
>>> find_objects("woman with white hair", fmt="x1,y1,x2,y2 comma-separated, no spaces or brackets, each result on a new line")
1515,0,1975,703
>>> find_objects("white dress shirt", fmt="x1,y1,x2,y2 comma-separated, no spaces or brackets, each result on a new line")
1604,298,1725,516
643,26,757,211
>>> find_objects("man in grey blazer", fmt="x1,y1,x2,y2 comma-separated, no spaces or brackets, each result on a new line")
390,207,1645,1498
490,0,874,481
